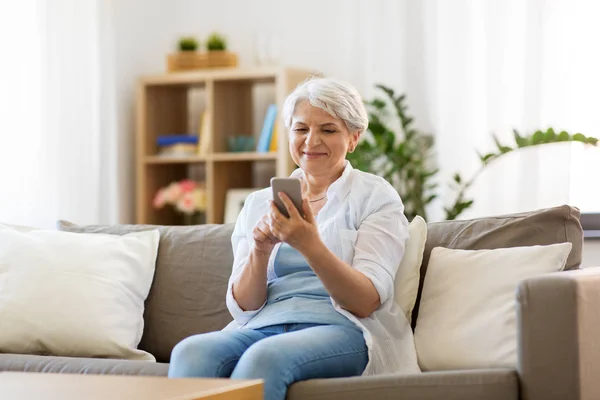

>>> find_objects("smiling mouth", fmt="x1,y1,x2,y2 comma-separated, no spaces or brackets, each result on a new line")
303,152,327,156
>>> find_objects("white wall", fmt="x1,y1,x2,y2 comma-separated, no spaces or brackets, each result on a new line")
108,0,599,224
108,0,412,223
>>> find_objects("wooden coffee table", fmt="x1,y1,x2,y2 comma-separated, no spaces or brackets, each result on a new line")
0,372,263,399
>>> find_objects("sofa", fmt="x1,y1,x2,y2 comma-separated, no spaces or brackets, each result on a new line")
1,204,599,400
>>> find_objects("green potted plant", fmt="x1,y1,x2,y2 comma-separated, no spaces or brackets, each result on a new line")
178,36,199,52
206,32,227,51
348,84,599,221
347,85,439,222
168,36,201,72
204,32,237,68
167,33,237,72
445,128,598,220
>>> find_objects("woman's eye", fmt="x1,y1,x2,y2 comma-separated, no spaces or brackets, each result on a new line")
294,128,308,132
323,129,336,134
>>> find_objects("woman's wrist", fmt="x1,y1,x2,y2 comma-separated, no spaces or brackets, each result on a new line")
250,243,274,263
297,236,326,262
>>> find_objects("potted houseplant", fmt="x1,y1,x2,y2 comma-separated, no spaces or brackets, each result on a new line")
347,84,598,221
205,32,237,68
178,36,199,52
167,36,202,72
167,33,238,72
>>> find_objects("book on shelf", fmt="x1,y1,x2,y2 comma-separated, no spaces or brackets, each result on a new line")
197,109,211,156
256,104,277,153
269,116,279,152
156,135,199,157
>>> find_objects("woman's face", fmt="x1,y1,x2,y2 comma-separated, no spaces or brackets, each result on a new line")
288,101,359,177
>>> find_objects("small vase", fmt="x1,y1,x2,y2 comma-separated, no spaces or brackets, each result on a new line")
182,212,205,226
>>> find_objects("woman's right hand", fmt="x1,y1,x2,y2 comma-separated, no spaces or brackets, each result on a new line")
252,213,280,255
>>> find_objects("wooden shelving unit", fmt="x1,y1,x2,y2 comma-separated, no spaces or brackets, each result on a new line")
136,66,316,225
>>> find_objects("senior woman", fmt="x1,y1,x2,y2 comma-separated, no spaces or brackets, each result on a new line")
168,77,420,400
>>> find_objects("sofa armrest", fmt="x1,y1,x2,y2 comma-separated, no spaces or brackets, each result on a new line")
517,267,600,400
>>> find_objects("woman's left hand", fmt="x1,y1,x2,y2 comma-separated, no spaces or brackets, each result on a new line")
269,192,320,254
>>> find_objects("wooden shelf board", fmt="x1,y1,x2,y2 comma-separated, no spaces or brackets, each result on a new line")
211,152,278,162
145,155,207,164
141,66,281,86
141,66,319,87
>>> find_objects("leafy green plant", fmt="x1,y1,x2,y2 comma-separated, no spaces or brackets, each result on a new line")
178,36,198,52
348,84,599,221
445,128,599,220
347,85,438,221
206,32,227,51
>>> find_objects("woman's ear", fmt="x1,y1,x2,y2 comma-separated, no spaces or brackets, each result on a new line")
349,131,360,153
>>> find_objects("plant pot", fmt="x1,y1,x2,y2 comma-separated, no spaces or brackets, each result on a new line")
167,51,238,72
205,50,238,68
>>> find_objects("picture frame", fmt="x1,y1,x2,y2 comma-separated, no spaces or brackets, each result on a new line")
224,188,259,224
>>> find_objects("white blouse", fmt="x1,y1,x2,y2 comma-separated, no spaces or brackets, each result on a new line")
223,161,421,376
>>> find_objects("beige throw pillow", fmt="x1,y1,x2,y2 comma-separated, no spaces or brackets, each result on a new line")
0,224,159,361
414,242,572,370
394,216,427,322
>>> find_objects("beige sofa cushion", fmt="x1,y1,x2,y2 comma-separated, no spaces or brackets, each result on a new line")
0,353,169,376
58,221,235,363
288,368,518,400
414,243,572,371
413,204,583,327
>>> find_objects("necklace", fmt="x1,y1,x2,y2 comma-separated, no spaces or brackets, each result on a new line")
309,195,327,203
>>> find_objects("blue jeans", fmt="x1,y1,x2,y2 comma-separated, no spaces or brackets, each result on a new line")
168,323,368,400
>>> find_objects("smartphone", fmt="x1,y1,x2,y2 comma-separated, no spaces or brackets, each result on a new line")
271,177,304,218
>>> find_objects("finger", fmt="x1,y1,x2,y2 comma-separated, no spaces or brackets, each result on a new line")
269,214,285,235
253,228,269,243
270,200,287,221
302,197,316,224
258,222,276,242
269,222,284,241
262,221,279,242
278,192,301,219
269,202,286,226
270,200,282,215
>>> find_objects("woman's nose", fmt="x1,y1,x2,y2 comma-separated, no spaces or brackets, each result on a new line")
305,129,320,146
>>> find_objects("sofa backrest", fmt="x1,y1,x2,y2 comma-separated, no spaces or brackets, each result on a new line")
411,204,583,327
59,221,235,363
58,204,583,362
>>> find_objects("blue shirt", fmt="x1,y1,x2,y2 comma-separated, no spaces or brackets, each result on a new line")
242,243,354,330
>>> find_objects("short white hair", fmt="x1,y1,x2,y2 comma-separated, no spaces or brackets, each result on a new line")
282,77,369,134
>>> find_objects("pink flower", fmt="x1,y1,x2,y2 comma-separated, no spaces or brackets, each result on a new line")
179,179,197,193
153,189,166,209
164,182,182,204
176,192,196,215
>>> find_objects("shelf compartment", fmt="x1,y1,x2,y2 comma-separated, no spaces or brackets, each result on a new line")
137,164,189,225
208,161,257,224
212,80,254,153
138,86,190,158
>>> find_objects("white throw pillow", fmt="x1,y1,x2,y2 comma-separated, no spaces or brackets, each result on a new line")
394,216,427,322
414,242,572,370
0,224,159,361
